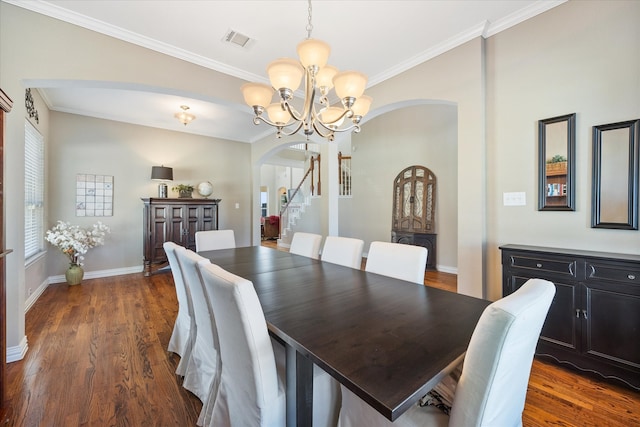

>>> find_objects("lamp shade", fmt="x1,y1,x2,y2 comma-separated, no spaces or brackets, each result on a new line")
266,103,291,125
297,38,330,69
267,58,304,92
351,95,373,117
151,166,173,181
241,83,274,108
315,65,338,91
333,71,368,100
320,106,346,128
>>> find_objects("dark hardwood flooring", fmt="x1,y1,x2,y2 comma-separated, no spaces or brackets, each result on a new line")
4,242,639,426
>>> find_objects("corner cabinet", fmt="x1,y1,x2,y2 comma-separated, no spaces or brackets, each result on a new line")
142,198,220,276
391,165,437,269
500,244,640,391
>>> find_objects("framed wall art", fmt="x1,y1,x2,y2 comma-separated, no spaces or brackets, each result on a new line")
76,174,114,217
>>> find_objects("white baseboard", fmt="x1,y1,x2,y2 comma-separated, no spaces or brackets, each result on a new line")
7,336,28,363
48,265,144,284
25,277,49,312
436,265,458,275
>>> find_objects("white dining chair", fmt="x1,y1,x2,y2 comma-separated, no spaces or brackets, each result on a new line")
365,241,428,284
321,236,365,269
289,232,323,259
174,248,220,405
337,278,556,427
195,229,236,252
197,262,342,427
163,241,195,377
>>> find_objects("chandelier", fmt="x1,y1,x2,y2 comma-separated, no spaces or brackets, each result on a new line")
175,105,196,126
241,0,372,141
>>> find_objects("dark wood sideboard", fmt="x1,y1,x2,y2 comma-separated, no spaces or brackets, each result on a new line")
142,198,220,276
500,244,640,391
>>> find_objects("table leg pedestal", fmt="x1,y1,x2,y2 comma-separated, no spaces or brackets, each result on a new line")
286,345,314,427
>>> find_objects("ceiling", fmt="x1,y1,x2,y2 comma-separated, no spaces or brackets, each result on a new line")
7,0,565,143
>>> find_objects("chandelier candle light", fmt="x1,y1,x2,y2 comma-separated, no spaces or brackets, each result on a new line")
241,0,372,141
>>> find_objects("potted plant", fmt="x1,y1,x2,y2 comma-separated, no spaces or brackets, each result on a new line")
546,154,567,175
172,184,194,198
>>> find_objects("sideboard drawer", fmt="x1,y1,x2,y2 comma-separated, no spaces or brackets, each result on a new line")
508,254,576,277
587,262,640,285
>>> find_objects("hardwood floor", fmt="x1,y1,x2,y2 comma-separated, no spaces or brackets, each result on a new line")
5,246,640,426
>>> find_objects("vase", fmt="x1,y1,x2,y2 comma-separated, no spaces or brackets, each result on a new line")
178,190,193,198
66,263,84,286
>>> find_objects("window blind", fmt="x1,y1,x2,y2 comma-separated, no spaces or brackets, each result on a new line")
25,119,44,259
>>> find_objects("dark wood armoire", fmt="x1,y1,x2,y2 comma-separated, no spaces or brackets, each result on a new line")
0,88,13,422
391,165,437,269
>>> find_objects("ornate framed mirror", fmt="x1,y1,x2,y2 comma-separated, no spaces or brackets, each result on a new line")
591,119,639,230
538,113,576,211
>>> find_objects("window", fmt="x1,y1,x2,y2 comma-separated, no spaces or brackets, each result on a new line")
25,119,44,261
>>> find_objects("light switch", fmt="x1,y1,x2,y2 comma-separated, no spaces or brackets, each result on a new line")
235,202,240,209
503,192,526,206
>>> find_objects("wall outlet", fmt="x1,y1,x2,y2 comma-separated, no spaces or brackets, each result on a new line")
235,202,240,209
28,288,33,296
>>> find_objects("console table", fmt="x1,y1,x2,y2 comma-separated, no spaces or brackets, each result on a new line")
141,198,220,275
500,244,640,390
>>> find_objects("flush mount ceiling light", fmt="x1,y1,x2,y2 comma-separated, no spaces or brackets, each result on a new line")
174,105,196,126
241,0,372,142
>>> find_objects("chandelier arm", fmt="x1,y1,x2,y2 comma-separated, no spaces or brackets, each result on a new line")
312,120,334,139
279,121,305,136
253,114,294,129
282,101,305,123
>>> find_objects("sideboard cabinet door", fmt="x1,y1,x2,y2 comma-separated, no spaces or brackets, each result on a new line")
142,198,221,276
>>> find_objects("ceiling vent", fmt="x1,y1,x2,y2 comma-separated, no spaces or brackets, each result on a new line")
223,29,253,49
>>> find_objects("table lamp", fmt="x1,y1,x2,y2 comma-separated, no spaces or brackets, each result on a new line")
151,165,173,198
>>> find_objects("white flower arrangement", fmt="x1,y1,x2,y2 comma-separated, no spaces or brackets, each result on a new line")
45,220,111,266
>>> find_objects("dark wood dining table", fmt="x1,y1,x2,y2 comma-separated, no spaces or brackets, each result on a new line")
199,245,490,426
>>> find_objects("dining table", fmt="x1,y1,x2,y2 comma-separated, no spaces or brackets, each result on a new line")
199,245,490,427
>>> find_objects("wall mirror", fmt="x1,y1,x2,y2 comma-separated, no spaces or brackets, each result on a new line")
591,119,639,229
538,113,576,211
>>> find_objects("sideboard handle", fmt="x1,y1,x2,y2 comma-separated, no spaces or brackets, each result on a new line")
536,263,543,268
582,310,588,320
629,274,636,280
575,309,580,318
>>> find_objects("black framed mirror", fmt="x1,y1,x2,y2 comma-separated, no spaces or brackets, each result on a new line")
592,119,639,230
538,113,576,211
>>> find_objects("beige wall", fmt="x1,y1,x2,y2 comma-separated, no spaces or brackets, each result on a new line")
1,0,639,358
0,2,252,353
484,0,640,299
343,104,458,271
365,37,486,297
47,112,251,274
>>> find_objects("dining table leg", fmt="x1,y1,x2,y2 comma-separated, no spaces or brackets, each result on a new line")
286,345,314,427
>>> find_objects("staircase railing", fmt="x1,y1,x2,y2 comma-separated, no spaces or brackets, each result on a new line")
279,154,320,237
338,151,352,196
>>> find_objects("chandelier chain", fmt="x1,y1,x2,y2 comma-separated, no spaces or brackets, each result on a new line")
306,0,313,39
